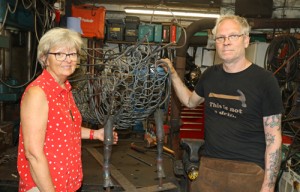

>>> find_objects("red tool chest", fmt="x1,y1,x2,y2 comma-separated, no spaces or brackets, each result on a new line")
179,104,205,139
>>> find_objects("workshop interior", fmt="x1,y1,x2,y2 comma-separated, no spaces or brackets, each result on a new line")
0,0,300,191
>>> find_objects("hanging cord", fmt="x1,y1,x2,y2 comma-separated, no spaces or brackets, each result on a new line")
148,4,187,49
273,49,300,78
0,0,19,32
266,35,299,84
0,0,56,90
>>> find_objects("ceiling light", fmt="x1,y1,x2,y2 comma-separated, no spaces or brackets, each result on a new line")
124,8,220,18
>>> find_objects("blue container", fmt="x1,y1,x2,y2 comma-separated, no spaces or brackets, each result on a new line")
154,24,162,43
138,24,154,42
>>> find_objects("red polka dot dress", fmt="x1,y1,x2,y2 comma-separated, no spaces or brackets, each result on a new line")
17,70,83,192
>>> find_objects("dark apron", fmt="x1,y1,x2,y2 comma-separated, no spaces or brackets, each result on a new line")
190,156,264,192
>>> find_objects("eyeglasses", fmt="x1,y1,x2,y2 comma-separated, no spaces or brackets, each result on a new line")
215,34,244,43
48,52,78,62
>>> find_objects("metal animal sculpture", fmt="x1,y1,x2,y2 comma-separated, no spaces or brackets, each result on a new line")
71,38,173,190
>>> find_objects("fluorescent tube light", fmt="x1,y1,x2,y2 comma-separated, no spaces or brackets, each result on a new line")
124,8,220,18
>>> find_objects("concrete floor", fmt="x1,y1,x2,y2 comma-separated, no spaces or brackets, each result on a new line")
0,134,182,192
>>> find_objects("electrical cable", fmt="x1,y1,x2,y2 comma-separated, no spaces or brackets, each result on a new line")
0,0,18,32
264,34,300,192
21,0,33,9
0,0,56,90
266,35,299,85
148,3,187,50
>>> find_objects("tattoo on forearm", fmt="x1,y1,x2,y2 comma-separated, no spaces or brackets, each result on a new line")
265,133,275,146
266,148,282,188
264,114,281,131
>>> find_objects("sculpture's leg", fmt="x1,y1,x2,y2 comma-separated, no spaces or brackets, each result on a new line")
103,115,114,190
154,109,166,188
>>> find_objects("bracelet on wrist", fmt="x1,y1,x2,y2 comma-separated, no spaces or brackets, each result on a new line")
89,129,95,140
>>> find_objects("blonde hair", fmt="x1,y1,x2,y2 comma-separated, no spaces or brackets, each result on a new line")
212,14,251,38
37,28,83,68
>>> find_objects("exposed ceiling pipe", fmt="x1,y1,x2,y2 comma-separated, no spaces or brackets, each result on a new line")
170,18,215,157
176,18,216,57
247,18,300,29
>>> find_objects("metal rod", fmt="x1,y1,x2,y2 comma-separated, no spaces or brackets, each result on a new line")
127,153,153,167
